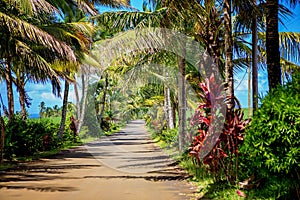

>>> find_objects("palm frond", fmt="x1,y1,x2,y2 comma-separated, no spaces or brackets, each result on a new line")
0,11,76,61
14,40,60,82
2,0,58,15
41,21,94,54
280,58,300,74
93,8,166,30
279,32,300,64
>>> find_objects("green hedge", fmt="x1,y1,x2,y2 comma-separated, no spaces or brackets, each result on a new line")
4,116,74,159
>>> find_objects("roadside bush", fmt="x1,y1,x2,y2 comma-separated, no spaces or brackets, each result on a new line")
189,74,250,183
4,116,75,159
154,128,178,147
242,73,300,199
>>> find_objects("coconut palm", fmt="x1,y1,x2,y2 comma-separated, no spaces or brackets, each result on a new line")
55,0,131,138
266,0,281,90
266,0,299,90
0,0,77,120
39,101,46,118
224,0,234,112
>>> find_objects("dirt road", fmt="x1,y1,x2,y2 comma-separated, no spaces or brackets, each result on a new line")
0,120,197,200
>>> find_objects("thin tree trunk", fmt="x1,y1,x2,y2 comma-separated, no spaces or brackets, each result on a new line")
252,0,258,112
74,77,80,121
98,74,109,126
178,55,187,152
18,82,27,120
164,86,169,127
172,97,177,128
248,62,252,117
164,72,174,129
5,59,14,120
17,74,27,120
164,85,174,129
166,86,174,129
0,116,5,163
58,80,70,138
224,0,234,112
77,73,89,134
266,0,281,90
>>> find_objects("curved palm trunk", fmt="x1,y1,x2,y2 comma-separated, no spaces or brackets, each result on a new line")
266,0,281,90
58,80,70,138
4,59,14,120
15,72,27,120
224,0,234,113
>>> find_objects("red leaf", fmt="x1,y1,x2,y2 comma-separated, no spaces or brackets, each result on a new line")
236,190,246,197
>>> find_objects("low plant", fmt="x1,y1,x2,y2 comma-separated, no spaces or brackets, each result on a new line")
189,74,250,183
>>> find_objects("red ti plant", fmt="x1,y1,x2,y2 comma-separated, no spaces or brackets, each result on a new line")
189,74,250,182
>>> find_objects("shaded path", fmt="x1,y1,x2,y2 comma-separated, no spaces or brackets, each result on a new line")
0,120,197,200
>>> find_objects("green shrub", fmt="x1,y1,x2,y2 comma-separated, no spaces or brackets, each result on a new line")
242,73,300,198
4,116,75,159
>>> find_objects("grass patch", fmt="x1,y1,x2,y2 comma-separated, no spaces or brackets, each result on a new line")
30,116,61,124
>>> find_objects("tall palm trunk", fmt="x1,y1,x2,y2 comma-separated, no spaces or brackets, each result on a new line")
252,1,258,112
178,55,187,152
224,0,234,112
98,73,109,126
164,85,174,129
76,73,89,134
58,79,70,138
248,61,252,117
14,70,27,120
266,0,281,90
0,116,5,163
164,72,174,129
172,97,177,128
18,78,27,120
74,77,81,122
4,58,14,120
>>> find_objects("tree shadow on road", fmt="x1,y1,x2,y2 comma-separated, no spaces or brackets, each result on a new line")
0,147,101,193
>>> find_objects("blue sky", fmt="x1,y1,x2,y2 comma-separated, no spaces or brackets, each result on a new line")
1,1,300,115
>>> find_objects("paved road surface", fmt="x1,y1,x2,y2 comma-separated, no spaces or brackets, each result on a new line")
0,120,197,200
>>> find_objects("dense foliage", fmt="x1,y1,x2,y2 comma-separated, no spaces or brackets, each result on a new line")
189,74,250,183
4,116,75,159
241,73,300,198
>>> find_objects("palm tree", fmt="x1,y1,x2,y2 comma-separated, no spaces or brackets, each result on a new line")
266,0,299,90
39,101,46,118
252,0,259,112
56,0,131,138
0,0,77,120
224,0,234,112
266,0,281,90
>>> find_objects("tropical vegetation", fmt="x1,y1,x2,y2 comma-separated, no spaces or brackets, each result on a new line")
0,0,299,199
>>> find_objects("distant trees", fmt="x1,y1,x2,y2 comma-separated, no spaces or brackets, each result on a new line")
38,102,74,118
